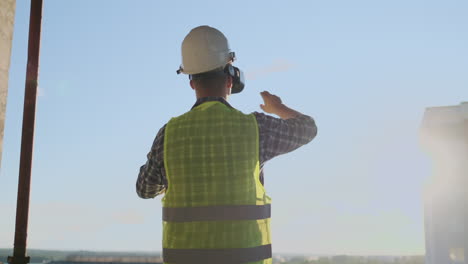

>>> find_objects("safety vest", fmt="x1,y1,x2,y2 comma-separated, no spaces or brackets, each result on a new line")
162,101,272,264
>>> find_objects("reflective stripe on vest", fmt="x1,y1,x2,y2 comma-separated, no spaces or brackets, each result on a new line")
163,244,272,264
163,204,271,222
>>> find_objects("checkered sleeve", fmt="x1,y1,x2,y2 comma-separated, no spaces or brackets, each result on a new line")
255,113,317,163
136,125,168,199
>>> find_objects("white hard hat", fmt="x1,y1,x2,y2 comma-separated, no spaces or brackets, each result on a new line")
177,26,235,75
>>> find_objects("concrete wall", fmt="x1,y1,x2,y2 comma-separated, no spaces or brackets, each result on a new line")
0,0,16,167
421,102,468,264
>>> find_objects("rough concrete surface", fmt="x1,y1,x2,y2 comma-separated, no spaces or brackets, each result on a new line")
0,0,16,167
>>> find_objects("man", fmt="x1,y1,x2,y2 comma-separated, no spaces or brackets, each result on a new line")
137,25,317,264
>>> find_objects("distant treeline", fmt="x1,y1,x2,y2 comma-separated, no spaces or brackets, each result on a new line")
0,249,70,263
278,255,424,264
0,249,161,264
0,249,424,264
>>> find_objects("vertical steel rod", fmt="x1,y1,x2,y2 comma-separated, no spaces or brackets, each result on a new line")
8,1,43,264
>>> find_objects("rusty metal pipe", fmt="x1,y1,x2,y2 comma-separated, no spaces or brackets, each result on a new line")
8,1,43,264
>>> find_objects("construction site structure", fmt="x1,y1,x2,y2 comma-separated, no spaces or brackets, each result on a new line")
420,102,468,264
0,0,16,166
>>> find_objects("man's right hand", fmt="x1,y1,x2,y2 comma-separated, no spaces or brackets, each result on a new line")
260,91,303,120
260,91,283,114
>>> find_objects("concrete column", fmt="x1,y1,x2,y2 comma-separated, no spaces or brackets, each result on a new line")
0,0,16,167
420,102,468,264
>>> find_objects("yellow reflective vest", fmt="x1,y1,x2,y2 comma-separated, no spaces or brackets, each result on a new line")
162,101,272,264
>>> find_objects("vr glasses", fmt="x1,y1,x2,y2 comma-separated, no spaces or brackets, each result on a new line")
223,64,245,94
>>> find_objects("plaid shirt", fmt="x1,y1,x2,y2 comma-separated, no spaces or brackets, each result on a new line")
136,97,317,198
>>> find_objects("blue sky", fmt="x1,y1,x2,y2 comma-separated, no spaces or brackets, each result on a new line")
1,0,468,255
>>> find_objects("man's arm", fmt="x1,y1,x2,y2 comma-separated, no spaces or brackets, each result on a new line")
257,91,317,163
136,125,167,199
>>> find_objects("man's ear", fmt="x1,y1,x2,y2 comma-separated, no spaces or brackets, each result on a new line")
226,75,233,89
190,80,195,90
226,76,233,96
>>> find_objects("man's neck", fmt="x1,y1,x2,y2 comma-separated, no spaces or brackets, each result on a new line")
191,96,233,110
196,93,228,100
